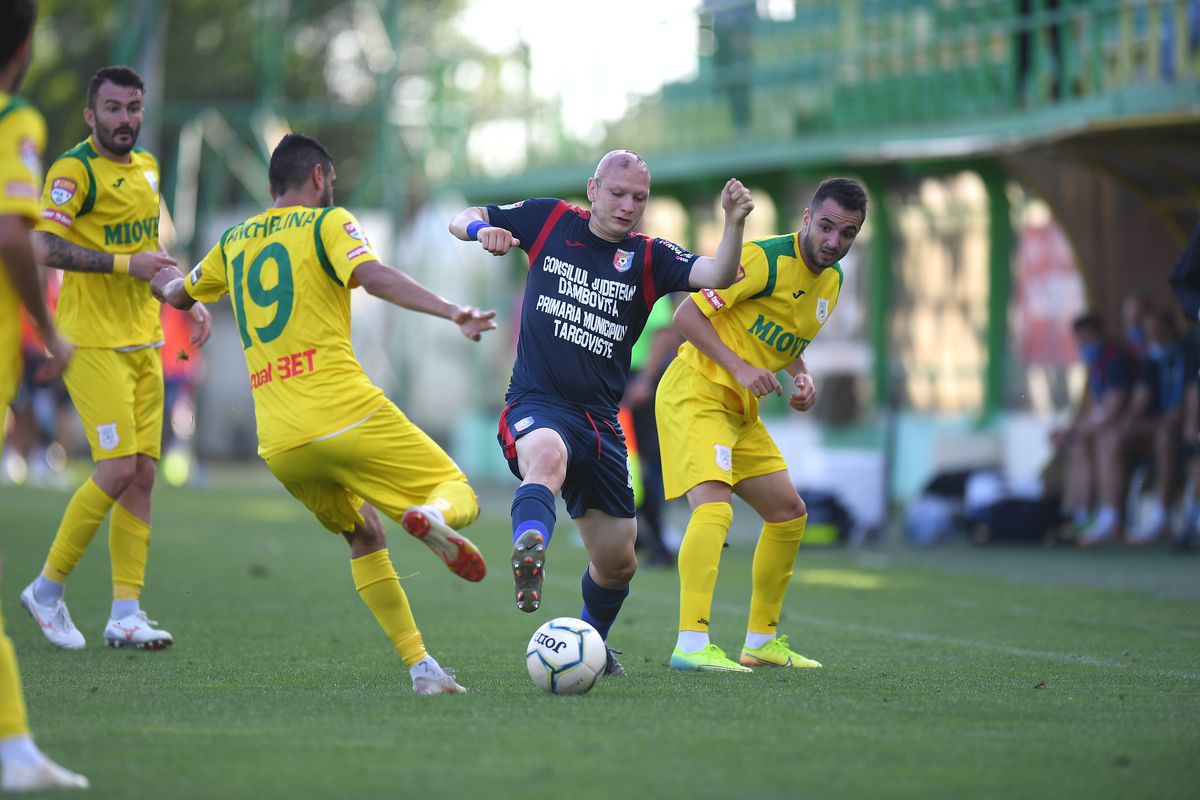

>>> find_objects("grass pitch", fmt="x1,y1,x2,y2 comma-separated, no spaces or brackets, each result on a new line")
1,470,1198,799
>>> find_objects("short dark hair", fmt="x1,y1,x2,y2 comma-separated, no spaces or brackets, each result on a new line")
87,65,144,109
0,0,37,69
1072,312,1104,336
812,178,868,221
268,133,334,195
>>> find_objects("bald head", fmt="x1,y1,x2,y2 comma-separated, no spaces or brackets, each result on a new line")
586,149,652,242
592,150,649,187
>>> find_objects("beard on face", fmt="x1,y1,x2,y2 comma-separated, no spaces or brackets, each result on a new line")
802,229,821,268
802,228,839,268
96,119,140,156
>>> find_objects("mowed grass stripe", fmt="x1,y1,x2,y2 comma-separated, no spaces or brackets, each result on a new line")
2,481,1198,800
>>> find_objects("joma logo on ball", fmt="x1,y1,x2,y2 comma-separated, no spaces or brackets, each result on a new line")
535,633,568,653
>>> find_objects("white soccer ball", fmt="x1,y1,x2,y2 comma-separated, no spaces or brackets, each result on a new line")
525,617,607,695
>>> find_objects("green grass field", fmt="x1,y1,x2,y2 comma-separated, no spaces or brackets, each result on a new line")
2,471,1198,799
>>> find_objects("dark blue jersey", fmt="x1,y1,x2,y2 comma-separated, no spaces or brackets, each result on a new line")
1087,341,1135,400
486,198,699,416
1137,339,1199,415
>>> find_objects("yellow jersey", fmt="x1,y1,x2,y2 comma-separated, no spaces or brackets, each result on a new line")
677,232,843,391
35,135,163,348
0,92,46,400
184,205,386,458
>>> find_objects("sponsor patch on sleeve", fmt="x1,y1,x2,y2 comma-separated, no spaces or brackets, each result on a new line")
346,245,370,260
4,180,38,201
49,177,77,206
19,138,41,176
499,200,525,210
188,265,203,286
343,221,365,241
40,208,73,228
733,264,746,283
700,288,725,311
660,238,694,262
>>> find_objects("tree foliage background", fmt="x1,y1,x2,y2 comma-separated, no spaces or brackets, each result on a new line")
22,0,481,251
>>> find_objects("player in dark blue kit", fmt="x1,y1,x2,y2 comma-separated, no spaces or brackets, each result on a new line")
450,150,754,675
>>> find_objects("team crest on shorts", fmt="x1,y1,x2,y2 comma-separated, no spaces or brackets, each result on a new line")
816,297,830,323
97,423,119,451
514,416,534,432
50,177,76,205
714,444,732,472
613,249,633,272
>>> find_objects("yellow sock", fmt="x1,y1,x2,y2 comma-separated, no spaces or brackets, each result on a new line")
677,502,733,633
0,614,30,740
44,478,116,583
110,503,151,600
747,514,807,635
351,549,426,666
425,479,479,530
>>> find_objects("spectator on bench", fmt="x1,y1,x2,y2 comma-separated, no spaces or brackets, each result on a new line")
1115,307,1198,545
1051,313,1135,546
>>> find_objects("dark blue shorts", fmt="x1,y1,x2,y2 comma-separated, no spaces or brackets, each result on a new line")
497,395,635,519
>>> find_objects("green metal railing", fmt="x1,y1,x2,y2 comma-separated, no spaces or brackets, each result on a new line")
441,0,1200,186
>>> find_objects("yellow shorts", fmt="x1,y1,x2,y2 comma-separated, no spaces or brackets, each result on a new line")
656,359,788,500
0,341,18,454
0,312,20,412
64,347,163,461
264,400,470,534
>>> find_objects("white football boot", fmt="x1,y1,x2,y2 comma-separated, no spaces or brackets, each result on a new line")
410,660,467,696
19,583,85,650
1078,507,1119,548
400,506,486,582
102,610,173,650
1,757,89,792
1127,504,1168,546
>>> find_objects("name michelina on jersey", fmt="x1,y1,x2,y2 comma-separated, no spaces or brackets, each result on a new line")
535,254,636,359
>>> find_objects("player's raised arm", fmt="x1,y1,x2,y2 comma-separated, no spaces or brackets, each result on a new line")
449,205,520,256
352,260,497,341
686,178,754,290
673,296,782,398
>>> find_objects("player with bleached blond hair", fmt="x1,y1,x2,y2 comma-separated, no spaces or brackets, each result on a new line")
450,150,754,676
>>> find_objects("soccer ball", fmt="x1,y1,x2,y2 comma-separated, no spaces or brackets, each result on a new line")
525,617,607,695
